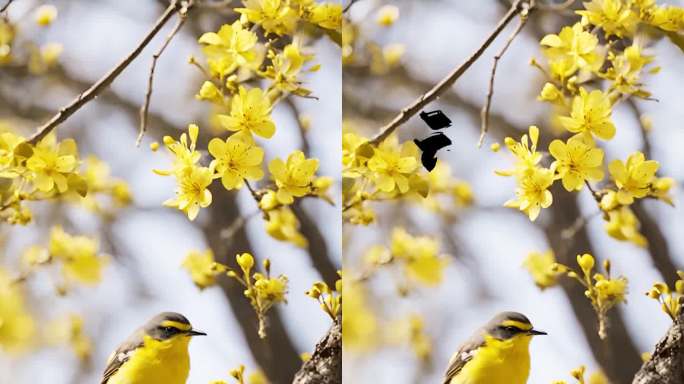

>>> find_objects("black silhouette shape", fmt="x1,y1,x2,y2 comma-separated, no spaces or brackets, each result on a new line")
420,110,452,130
414,132,452,171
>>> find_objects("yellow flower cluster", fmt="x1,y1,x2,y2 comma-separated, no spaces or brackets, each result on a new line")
236,0,341,37
182,249,228,290
646,272,684,322
386,314,433,363
0,267,35,353
553,365,609,384
211,364,269,384
0,130,115,224
20,226,108,292
598,151,673,246
228,253,288,338
343,130,470,225
47,314,92,361
554,254,627,339
502,8,678,244
523,250,563,289
342,4,405,73
342,281,378,352
157,16,334,252
497,126,556,221
0,8,63,73
363,228,449,289
181,250,288,338
305,272,342,321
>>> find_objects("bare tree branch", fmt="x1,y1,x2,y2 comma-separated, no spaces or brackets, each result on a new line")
26,0,191,145
479,4,531,147
0,0,14,14
137,1,191,146
368,0,529,145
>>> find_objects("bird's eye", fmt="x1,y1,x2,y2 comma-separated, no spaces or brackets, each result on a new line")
504,326,518,333
163,326,175,334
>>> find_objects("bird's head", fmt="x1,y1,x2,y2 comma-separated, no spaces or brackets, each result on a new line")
143,312,207,342
483,311,546,341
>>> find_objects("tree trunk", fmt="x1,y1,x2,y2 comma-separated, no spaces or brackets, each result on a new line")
292,321,342,384
633,312,684,384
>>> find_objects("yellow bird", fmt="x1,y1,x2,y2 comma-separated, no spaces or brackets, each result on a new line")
100,312,206,384
443,311,546,384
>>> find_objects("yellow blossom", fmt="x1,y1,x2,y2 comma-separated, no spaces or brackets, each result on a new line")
594,273,628,304
559,87,616,141
34,5,58,27
263,41,315,95
308,3,342,30
265,207,308,247
577,0,639,38
603,42,655,97
155,124,202,176
608,151,658,204
269,151,318,205
538,82,565,105
209,131,264,190
47,314,91,361
523,250,562,289
182,249,227,289
540,23,603,79
196,81,222,103
504,165,556,221
391,228,448,286
218,87,275,139
26,135,82,194
376,5,399,27
49,227,107,286
0,267,35,353
549,136,604,191
253,274,288,303
343,282,378,352
497,125,542,176
605,206,647,247
652,177,675,205
199,21,258,78
382,43,405,67
649,5,684,32
367,139,419,194
237,0,299,36
163,165,214,221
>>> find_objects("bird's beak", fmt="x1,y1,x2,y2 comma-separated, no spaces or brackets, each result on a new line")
528,329,547,336
187,329,207,337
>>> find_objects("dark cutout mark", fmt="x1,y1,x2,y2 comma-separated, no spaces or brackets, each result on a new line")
420,110,452,130
414,133,452,172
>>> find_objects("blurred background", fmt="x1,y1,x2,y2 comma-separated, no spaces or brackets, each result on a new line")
0,1,341,383
343,1,684,383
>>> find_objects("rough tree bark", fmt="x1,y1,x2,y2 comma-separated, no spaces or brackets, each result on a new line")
292,320,342,384
633,312,684,384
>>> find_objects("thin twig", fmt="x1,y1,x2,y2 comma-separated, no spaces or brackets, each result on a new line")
0,0,14,14
368,0,528,146
479,5,531,147
26,0,188,145
137,2,191,146
343,0,357,14
284,97,311,155
626,98,652,157
584,180,602,204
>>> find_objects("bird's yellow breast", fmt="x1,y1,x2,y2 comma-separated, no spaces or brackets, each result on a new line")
451,335,532,384
107,335,191,384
